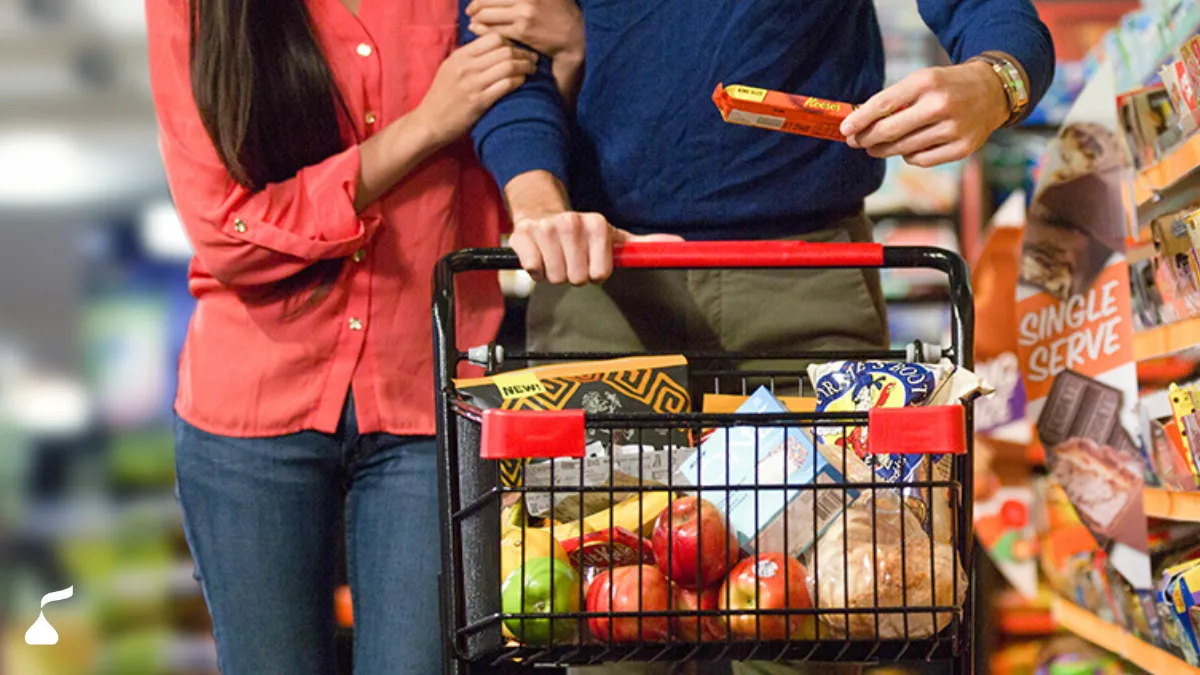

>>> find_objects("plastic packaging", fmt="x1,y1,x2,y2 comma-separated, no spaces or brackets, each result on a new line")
805,495,968,639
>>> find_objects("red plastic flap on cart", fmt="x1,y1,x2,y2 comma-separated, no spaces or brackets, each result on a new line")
612,241,884,269
480,408,587,460
867,406,967,455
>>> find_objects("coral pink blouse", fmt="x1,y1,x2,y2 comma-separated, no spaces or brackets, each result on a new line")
147,0,506,437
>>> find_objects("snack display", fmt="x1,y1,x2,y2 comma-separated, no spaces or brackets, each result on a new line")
1036,371,1151,564
805,496,969,639
712,83,857,142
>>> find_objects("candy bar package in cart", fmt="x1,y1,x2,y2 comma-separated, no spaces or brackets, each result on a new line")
432,242,987,674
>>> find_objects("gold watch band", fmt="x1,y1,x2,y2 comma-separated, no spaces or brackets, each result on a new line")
969,54,1030,126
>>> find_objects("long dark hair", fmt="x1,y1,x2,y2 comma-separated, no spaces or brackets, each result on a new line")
188,0,352,314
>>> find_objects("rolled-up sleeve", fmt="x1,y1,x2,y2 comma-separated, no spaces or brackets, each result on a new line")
917,0,1056,112
459,0,571,191
146,0,381,288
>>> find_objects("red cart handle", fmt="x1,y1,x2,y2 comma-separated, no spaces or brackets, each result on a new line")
611,241,884,269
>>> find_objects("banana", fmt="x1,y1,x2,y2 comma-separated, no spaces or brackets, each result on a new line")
582,491,673,537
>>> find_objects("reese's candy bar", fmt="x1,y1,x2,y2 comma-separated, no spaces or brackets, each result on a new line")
713,83,858,142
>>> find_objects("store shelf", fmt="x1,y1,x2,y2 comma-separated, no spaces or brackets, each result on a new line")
1050,596,1200,674
1137,149,1200,228
1133,317,1200,362
1135,133,1200,208
869,211,958,223
1144,487,1200,522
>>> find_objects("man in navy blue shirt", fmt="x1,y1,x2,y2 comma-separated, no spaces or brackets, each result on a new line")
462,1,1052,663
462,0,1053,359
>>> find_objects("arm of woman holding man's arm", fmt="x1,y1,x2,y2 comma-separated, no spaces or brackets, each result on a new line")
147,1,534,289
464,0,585,105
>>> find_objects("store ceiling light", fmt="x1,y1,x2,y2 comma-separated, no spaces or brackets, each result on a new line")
140,200,194,261
0,129,89,206
76,0,145,36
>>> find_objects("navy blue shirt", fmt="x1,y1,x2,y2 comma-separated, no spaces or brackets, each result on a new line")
464,0,1054,239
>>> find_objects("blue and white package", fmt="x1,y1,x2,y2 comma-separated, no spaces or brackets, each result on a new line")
677,386,854,556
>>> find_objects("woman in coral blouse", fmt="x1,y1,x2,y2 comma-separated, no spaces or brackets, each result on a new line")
146,0,583,672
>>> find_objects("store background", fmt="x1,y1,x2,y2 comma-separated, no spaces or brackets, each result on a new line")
0,0,1165,673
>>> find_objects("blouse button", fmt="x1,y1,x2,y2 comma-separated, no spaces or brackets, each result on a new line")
348,317,364,331
233,218,248,233
364,112,377,126
352,249,367,263
356,43,373,57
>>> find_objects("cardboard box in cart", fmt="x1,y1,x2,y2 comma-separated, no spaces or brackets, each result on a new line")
679,387,857,557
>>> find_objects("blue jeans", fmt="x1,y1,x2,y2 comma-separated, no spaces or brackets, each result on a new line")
174,398,442,675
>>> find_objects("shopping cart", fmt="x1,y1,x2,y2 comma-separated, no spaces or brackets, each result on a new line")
433,242,976,675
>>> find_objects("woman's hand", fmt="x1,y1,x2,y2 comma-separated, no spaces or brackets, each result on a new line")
839,61,1011,168
412,33,537,145
465,0,584,61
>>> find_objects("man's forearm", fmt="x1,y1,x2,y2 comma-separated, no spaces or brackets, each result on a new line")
504,170,572,221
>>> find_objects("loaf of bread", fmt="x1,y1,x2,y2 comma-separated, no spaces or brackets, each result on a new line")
806,497,968,639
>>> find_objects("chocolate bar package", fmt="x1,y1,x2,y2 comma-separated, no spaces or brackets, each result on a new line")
712,83,857,142
1038,370,1150,559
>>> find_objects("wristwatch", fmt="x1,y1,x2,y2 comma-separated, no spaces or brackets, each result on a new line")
969,53,1030,126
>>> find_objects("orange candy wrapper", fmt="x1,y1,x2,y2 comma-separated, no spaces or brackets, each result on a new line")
712,83,857,142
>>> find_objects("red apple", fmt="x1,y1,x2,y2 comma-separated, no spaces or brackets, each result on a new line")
586,565,672,642
652,496,741,589
672,585,726,642
719,552,814,640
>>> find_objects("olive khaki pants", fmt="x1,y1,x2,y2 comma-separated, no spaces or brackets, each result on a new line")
526,214,884,675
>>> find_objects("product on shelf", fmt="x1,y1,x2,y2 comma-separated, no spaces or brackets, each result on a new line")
973,202,1031,440
804,494,969,639
1033,636,1127,675
975,436,1038,598
1118,85,1182,171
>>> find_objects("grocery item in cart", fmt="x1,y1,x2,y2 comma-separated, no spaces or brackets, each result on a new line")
522,445,692,521
454,355,691,456
809,358,988,544
501,556,581,645
561,526,654,572
805,495,968,639
677,387,853,557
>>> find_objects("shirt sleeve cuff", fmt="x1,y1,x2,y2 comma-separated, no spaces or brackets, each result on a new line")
961,27,1054,113
478,124,570,193
226,145,381,260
